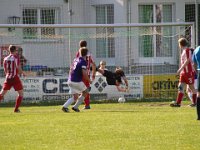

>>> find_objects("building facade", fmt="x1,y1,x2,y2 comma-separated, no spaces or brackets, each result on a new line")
0,0,199,75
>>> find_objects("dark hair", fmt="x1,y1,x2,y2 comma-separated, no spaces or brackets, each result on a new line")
79,47,88,57
178,38,188,47
79,40,87,47
9,45,17,53
115,67,124,76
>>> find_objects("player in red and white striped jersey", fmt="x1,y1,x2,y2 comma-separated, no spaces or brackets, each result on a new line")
0,45,25,112
76,40,96,109
170,38,197,107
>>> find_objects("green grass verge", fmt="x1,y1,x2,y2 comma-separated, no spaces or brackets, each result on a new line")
0,102,200,150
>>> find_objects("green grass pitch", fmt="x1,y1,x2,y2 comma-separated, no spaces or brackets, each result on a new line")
0,102,200,150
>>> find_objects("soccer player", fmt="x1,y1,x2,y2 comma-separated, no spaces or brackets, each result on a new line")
17,47,27,70
0,45,25,112
186,73,197,107
76,40,96,109
62,47,92,112
186,48,197,107
170,38,196,107
97,66,129,92
192,46,200,120
96,60,108,76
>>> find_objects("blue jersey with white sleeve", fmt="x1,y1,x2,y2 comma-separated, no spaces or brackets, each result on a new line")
192,46,200,70
68,57,87,82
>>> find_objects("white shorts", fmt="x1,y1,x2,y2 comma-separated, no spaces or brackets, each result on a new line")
68,80,87,94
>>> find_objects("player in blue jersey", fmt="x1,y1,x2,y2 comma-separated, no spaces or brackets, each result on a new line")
62,47,92,112
192,46,200,120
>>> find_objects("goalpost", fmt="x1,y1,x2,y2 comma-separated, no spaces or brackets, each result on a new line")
0,22,195,70
0,22,195,102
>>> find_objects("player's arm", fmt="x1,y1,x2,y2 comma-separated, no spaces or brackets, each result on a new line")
192,53,197,71
91,62,96,80
18,65,23,75
116,85,129,92
3,59,7,74
16,59,25,76
122,76,129,88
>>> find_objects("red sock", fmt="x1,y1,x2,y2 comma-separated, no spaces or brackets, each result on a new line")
15,96,23,111
84,93,90,107
176,92,184,104
0,94,3,101
192,94,197,104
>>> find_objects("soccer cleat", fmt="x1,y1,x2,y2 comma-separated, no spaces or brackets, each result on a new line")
188,103,196,107
14,109,20,113
83,105,91,109
62,107,69,112
72,107,80,112
197,118,200,120
169,102,181,107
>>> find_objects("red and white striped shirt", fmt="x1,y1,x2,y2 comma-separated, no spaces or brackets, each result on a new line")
3,54,20,79
180,48,193,74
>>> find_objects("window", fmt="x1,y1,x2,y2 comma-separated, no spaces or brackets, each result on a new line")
22,8,59,39
139,4,173,57
95,4,115,58
185,4,199,45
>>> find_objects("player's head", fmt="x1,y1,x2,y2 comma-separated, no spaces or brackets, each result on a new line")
115,67,124,76
9,45,17,53
79,47,88,57
79,40,87,47
100,60,106,66
178,38,188,48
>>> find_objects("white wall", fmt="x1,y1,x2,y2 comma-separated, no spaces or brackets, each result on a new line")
0,0,198,69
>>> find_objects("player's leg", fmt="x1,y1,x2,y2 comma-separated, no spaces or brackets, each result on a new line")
14,89,23,113
72,82,88,112
62,81,78,112
0,79,11,101
13,76,24,112
197,91,200,120
0,90,8,101
72,89,88,112
188,84,197,107
83,93,90,109
62,95,76,112
196,72,200,120
67,81,87,112
82,78,91,109
176,82,185,104
186,85,193,102
170,82,185,107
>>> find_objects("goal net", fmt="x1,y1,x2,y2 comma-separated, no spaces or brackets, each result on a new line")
0,22,195,102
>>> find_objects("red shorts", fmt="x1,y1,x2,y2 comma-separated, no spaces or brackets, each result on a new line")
3,76,23,91
179,72,194,84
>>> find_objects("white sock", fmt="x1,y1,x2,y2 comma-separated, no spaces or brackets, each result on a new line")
63,97,74,108
73,95,85,109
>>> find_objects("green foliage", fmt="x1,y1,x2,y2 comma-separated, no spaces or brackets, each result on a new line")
0,102,200,150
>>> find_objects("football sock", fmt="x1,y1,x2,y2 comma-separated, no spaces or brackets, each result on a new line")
192,94,197,104
63,97,74,108
73,95,85,109
197,97,200,120
0,94,3,101
176,92,184,104
84,93,90,107
14,96,23,111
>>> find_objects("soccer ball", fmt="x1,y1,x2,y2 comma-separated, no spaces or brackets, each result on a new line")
118,97,126,103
